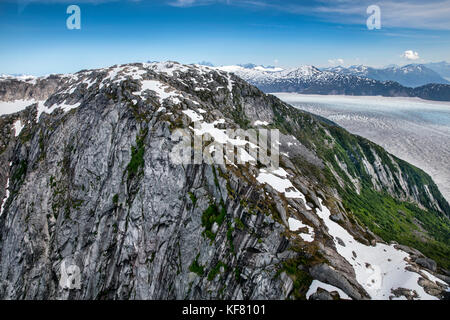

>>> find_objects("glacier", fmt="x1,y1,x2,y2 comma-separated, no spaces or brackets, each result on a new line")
274,93,450,203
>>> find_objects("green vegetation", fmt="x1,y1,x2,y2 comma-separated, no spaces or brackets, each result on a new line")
211,166,220,188
282,257,313,300
49,176,56,188
188,192,197,207
71,199,84,209
343,187,450,269
126,128,148,180
201,202,226,241
230,103,250,129
38,129,47,160
112,194,119,205
189,254,204,276
234,267,241,281
112,222,118,233
326,125,450,269
207,261,228,281
234,217,245,230
11,160,28,183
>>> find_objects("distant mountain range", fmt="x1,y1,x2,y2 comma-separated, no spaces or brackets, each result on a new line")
322,64,449,88
424,61,450,81
216,64,450,102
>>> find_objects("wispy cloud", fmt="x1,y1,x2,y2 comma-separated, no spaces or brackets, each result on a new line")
168,0,229,7
337,0,450,30
169,0,198,7
269,0,450,30
165,0,450,30
14,0,138,13
328,58,345,66
15,0,123,3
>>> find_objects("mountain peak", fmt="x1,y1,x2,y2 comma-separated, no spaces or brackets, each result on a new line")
323,63,449,88
197,61,215,67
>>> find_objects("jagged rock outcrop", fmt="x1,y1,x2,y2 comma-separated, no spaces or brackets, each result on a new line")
0,62,448,300
0,75,65,102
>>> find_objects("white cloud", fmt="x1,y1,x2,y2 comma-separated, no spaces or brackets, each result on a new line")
401,50,420,60
169,0,198,6
15,0,138,12
328,58,345,66
168,0,231,7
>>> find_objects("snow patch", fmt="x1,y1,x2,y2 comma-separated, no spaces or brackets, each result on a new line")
0,99,37,116
253,120,269,126
13,120,24,137
37,101,81,120
0,162,12,217
182,109,204,122
134,80,182,104
316,198,442,300
0,178,9,216
287,217,315,242
256,169,310,208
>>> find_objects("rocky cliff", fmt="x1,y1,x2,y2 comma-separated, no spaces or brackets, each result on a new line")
0,62,449,300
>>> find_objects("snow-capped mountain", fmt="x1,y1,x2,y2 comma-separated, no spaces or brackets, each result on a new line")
197,61,215,67
0,74,37,82
0,61,449,300
424,61,450,81
217,64,450,101
217,64,320,81
323,64,449,88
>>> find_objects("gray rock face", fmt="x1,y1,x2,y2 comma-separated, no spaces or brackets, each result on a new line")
309,264,368,300
0,62,448,300
309,288,333,300
0,76,63,101
0,112,287,299
415,258,437,272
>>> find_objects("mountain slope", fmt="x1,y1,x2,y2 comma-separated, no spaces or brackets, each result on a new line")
424,61,450,80
220,65,450,101
0,62,449,300
323,64,450,88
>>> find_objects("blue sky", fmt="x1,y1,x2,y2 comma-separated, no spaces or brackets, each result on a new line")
1,0,450,75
